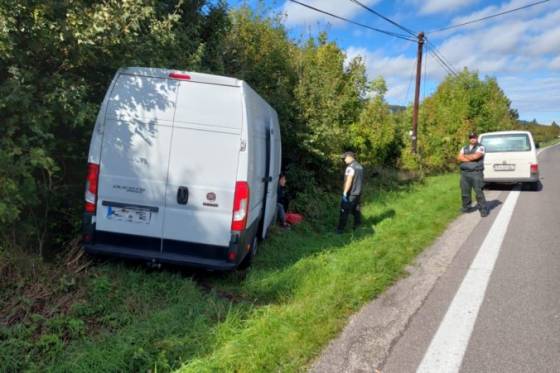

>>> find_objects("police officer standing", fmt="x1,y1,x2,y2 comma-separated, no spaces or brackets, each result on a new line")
337,151,364,233
457,132,489,217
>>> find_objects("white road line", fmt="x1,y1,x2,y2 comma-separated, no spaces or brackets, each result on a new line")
416,189,521,373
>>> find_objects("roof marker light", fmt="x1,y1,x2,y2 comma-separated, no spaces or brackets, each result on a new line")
169,72,191,80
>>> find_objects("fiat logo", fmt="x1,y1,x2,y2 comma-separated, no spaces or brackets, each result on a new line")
206,192,216,201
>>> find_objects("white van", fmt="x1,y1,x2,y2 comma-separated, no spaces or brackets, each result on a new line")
82,67,281,270
478,130,539,189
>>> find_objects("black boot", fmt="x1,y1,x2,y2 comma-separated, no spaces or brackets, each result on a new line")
460,205,473,213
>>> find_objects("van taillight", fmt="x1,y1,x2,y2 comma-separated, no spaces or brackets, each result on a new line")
530,164,538,173
231,181,250,231
169,72,191,80
85,163,100,213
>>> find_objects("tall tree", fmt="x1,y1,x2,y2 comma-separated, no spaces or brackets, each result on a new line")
414,69,515,171
351,77,401,167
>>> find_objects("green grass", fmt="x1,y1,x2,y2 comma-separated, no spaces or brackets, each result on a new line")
539,137,560,148
1,173,461,372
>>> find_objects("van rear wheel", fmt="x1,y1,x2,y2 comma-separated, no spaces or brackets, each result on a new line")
238,236,257,270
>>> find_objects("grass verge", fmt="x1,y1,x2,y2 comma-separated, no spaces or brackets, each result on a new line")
1,173,460,372
540,137,560,148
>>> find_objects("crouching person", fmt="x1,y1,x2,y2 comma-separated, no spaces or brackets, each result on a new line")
277,174,289,227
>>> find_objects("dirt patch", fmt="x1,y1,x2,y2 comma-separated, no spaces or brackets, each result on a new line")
0,239,91,328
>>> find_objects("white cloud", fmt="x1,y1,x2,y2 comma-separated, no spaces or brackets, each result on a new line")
417,0,479,15
550,56,560,70
346,46,447,103
529,26,560,55
500,76,560,115
478,22,528,54
444,0,558,32
281,0,380,26
341,1,559,120
429,5,558,73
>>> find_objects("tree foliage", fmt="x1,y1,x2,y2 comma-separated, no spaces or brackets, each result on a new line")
413,69,515,171
0,1,539,255
351,77,402,167
515,119,560,145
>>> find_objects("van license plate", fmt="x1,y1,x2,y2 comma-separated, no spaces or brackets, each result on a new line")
107,206,151,224
493,164,515,171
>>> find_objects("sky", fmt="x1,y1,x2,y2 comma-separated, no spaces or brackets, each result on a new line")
227,0,560,124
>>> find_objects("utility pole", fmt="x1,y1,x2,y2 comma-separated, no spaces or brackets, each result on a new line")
412,32,424,154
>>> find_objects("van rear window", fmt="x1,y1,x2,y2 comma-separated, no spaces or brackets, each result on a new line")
480,134,532,153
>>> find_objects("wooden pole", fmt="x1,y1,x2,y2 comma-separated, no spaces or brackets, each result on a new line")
412,32,425,154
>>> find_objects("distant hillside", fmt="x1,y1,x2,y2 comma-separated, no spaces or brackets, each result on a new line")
388,104,407,113
515,119,560,144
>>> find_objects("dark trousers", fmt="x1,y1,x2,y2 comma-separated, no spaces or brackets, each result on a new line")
460,171,487,210
277,203,286,224
337,195,362,231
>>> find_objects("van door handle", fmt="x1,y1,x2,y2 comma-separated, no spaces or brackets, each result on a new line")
262,176,272,183
177,186,189,205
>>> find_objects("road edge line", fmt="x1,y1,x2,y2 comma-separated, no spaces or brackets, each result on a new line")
308,192,497,373
416,189,521,373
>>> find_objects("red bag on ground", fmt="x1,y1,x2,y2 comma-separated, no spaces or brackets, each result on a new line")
285,212,303,225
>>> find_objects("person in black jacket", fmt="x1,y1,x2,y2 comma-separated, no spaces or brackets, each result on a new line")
277,174,289,227
337,151,364,233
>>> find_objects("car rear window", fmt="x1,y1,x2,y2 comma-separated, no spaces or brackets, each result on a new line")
480,134,532,153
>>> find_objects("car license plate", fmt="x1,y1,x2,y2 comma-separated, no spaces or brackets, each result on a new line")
107,206,151,224
493,163,515,171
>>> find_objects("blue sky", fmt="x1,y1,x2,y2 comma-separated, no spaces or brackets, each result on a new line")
227,0,560,124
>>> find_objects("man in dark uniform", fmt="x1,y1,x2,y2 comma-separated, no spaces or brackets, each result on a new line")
336,151,364,233
457,132,489,217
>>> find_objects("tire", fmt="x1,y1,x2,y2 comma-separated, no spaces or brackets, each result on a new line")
238,236,257,270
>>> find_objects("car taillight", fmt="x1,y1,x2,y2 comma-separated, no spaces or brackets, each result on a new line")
231,181,250,231
85,163,100,213
530,164,538,173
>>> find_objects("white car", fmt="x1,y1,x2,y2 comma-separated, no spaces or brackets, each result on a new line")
478,130,539,189
82,67,282,270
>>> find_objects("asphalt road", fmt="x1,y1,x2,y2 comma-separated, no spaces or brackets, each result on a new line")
382,144,560,373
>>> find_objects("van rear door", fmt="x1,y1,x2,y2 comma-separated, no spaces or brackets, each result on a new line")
162,82,242,251
261,119,280,238
96,73,178,243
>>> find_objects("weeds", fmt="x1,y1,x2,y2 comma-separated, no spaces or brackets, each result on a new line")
0,173,460,372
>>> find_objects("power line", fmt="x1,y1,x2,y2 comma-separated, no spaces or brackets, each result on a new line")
288,0,417,41
429,0,551,33
346,0,461,79
405,58,417,103
430,50,458,77
424,37,458,76
427,45,458,77
348,0,416,36
422,42,428,102
425,38,459,76
427,47,454,76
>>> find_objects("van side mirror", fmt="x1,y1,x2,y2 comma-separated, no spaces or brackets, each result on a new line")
535,142,540,149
